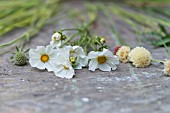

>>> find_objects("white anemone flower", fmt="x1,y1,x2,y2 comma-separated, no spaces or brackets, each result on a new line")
52,51,75,79
50,32,62,47
88,49,119,71
29,45,58,71
63,46,88,69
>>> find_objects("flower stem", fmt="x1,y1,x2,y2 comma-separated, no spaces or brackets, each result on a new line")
61,28,81,32
152,59,164,63
0,0,60,50
0,32,30,49
60,33,79,48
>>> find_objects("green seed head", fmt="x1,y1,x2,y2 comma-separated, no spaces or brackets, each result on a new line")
11,47,29,66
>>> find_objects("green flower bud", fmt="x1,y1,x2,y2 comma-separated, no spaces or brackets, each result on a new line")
100,37,106,44
61,35,67,40
70,57,76,64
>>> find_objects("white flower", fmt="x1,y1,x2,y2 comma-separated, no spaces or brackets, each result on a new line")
29,45,58,71
62,46,88,69
52,50,75,79
88,49,119,71
50,32,62,47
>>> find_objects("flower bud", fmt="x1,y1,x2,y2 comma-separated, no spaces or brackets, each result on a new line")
61,35,67,40
70,57,76,64
114,46,121,55
100,37,105,44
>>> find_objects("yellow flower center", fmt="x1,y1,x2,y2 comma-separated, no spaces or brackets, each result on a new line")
63,65,69,70
40,54,49,62
97,55,107,64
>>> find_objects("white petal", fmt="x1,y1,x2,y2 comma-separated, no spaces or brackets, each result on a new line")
36,62,46,70
98,63,111,71
88,59,98,71
52,64,64,72
103,49,114,57
49,50,58,59
74,46,86,58
77,57,88,67
29,49,41,59
55,54,70,64
45,62,53,72
56,41,62,47
72,46,79,50
37,46,46,54
46,45,53,54
50,41,53,45
106,61,117,70
29,59,40,67
65,45,72,50
66,70,74,79
88,51,99,59
53,63,74,79
74,64,82,69
50,40,61,47
108,56,119,65
54,70,65,78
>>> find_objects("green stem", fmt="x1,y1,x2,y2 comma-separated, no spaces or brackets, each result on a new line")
151,59,164,63
89,37,96,51
60,33,79,48
0,0,60,50
0,34,27,49
61,28,81,32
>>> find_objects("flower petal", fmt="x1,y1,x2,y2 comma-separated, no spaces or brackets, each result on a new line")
49,49,58,60
52,64,64,72
106,60,117,70
74,64,82,69
77,57,88,67
88,59,98,71
46,45,53,55
45,62,53,72
98,63,111,71
54,69,65,78
37,46,46,54
29,59,40,67
103,49,114,57
74,46,86,58
107,56,119,65
29,49,41,59
36,62,46,70
64,69,74,79
88,51,99,59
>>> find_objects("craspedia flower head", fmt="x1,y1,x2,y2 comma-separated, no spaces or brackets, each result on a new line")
164,60,170,75
10,47,29,66
116,46,130,63
129,46,152,68
114,46,121,55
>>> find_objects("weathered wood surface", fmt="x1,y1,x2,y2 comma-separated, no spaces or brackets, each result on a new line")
0,1,170,113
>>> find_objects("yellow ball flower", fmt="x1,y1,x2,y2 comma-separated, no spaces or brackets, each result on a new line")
116,46,130,63
164,60,170,75
129,47,152,68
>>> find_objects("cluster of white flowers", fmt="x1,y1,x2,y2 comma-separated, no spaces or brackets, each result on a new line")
29,32,119,79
